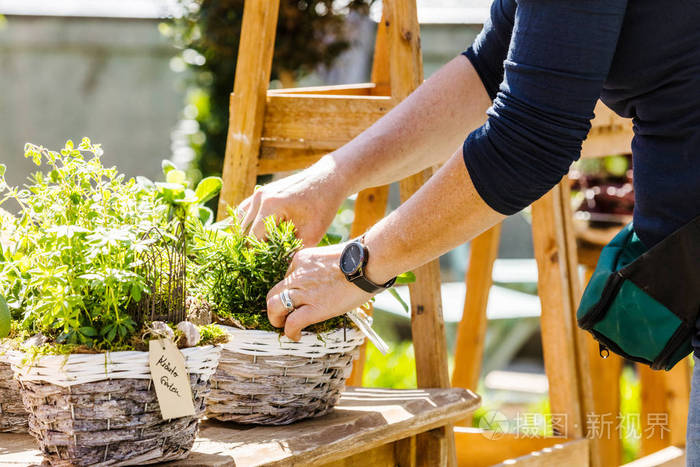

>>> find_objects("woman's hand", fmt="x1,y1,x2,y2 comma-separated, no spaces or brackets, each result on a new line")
265,243,375,341
237,156,348,246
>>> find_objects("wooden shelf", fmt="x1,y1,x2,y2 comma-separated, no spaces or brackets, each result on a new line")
0,387,479,467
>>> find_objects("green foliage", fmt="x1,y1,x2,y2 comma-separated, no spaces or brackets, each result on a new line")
362,340,417,389
0,294,9,338
150,164,222,225
191,213,301,317
197,323,229,346
190,212,348,333
0,140,214,352
161,0,373,182
620,365,641,462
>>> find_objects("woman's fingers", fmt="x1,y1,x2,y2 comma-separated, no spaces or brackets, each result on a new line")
237,196,252,219
240,191,262,234
266,278,296,328
284,305,320,342
250,211,270,240
265,244,363,341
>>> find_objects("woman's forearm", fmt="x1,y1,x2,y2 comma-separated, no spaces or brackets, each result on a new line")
326,55,491,197
361,148,505,283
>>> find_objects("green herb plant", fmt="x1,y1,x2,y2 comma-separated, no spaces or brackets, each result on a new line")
190,211,350,333
0,139,222,353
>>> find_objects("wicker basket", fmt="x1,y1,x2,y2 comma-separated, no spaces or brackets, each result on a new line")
10,345,221,466
0,348,28,433
207,325,364,425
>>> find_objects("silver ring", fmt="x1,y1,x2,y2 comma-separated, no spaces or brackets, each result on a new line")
280,289,295,312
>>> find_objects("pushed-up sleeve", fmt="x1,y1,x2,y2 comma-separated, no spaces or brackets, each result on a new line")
463,0,628,215
463,0,516,101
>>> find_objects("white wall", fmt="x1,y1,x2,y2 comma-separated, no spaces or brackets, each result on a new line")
0,15,183,187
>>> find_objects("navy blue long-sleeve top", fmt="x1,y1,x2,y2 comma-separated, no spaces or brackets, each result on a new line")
462,0,700,249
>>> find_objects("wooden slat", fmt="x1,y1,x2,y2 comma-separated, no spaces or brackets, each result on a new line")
455,428,580,467
581,101,634,159
583,264,623,467
586,331,623,465
581,129,634,159
415,427,448,466
665,358,691,447
491,438,590,467
531,185,584,439
451,223,502,416
218,1,280,215
621,446,685,467
385,0,455,465
268,82,377,96
371,12,391,94
639,359,690,457
346,11,392,389
347,186,390,386
395,436,418,467
258,146,326,174
556,179,602,467
386,0,448,392
259,94,394,151
321,442,396,467
640,364,672,456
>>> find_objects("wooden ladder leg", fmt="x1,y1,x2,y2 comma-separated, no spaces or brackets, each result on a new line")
639,356,690,455
584,266,623,467
532,181,601,467
347,10,392,387
665,358,691,448
370,12,390,95
639,364,672,456
587,335,622,466
218,0,280,215
451,223,502,425
347,186,389,386
557,180,602,467
385,0,455,464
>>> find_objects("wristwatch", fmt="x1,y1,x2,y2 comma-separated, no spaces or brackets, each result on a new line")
339,235,396,293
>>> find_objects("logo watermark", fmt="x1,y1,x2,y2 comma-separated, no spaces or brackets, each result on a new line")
477,411,668,440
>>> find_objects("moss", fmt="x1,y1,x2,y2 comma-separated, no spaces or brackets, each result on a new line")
15,322,226,355
199,323,228,346
216,311,352,335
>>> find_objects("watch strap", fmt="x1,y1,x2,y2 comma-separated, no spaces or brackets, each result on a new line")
349,273,397,293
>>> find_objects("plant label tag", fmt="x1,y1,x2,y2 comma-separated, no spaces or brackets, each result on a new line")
149,339,196,420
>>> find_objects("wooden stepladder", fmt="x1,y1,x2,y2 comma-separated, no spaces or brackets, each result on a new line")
219,1,461,465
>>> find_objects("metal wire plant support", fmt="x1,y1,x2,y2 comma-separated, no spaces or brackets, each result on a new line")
129,222,187,327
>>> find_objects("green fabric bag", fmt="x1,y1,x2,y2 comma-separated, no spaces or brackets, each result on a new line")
577,216,700,371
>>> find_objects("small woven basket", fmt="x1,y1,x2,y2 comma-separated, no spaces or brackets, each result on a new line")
0,348,28,433
10,345,221,467
207,325,364,425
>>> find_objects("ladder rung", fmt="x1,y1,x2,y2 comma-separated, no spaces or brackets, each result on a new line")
232,93,395,170
268,82,389,97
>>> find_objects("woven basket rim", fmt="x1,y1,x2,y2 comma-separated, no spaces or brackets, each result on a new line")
218,324,364,358
9,344,222,387
220,324,359,337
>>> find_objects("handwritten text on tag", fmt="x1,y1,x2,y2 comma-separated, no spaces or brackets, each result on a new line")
149,339,196,419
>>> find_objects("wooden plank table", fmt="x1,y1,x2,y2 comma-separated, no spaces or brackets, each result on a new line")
0,387,479,467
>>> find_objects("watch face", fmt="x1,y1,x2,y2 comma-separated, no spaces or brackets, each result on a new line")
340,242,364,275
